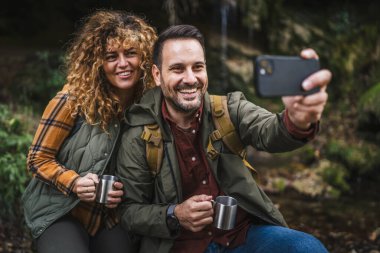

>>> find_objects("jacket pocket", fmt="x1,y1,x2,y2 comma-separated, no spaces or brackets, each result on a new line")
22,178,78,238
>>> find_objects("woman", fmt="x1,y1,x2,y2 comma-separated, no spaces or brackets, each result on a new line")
22,10,157,253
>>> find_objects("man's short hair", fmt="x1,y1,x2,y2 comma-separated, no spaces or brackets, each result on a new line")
153,24,205,68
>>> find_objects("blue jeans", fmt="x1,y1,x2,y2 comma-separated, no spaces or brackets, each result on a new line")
204,225,329,253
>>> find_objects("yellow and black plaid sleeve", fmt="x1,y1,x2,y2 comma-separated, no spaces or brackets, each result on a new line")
27,86,79,195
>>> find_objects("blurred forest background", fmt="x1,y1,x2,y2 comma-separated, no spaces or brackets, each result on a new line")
0,0,379,252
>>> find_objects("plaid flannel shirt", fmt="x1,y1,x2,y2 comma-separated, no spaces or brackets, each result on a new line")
27,85,118,235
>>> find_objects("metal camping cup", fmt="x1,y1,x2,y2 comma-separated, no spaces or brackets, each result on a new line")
95,175,118,204
212,196,238,230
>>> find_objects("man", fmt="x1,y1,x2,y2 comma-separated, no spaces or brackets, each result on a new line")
117,25,331,253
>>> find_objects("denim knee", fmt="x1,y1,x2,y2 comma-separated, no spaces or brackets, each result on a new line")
274,228,328,253
245,225,329,253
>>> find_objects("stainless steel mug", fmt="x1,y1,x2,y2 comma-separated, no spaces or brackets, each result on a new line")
212,196,238,230
95,175,118,204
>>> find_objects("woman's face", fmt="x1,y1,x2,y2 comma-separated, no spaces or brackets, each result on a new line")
103,45,142,93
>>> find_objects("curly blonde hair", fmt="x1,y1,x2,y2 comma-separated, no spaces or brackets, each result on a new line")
65,10,157,131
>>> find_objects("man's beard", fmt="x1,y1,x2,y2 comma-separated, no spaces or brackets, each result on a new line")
164,82,204,113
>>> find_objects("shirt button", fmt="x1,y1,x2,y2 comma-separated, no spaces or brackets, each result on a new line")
226,242,230,246
191,129,196,134
114,124,118,128
104,153,108,156
191,157,196,161
196,113,199,118
202,180,207,185
208,231,212,236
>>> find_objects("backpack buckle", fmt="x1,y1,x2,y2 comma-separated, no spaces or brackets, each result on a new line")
210,130,222,141
207,148,219,160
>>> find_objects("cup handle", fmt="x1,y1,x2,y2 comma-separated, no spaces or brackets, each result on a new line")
210,199,216,207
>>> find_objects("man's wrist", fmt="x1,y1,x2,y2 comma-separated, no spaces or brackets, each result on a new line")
283,109,318,140
166,204,180,234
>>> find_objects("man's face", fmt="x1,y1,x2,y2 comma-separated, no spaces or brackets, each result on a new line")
152,39,208,114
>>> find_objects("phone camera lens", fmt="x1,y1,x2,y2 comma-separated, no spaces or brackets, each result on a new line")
259,60,273,75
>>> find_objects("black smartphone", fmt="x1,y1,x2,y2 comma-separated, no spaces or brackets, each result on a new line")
254,55,320,97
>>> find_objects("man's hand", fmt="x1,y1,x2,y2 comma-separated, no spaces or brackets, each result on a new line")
174,195,214,232
72,173,99,202
282,48,332,129
105,181,124,209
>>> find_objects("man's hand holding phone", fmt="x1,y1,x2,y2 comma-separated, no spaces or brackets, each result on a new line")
282,49,332,130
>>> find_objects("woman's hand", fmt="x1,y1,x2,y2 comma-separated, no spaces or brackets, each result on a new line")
105,181,124,209
72,173,99,202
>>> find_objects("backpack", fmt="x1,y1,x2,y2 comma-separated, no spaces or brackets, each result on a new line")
140,95,256,176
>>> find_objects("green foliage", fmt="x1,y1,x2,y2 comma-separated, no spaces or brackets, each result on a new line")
238,1,380,102
9,50,65,110
0,153,29,216
323,22,380,101
325,139,380,177
319,161,350,194
358,82,380,116
298,145,318,165
357,82,380,145
0,104,33,219
239,0,270,30
272,177,287,193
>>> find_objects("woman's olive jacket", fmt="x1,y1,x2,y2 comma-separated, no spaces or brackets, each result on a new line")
22,119,121,239
116,87,309,253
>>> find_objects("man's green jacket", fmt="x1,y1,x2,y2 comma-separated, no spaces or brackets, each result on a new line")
116,87,309,253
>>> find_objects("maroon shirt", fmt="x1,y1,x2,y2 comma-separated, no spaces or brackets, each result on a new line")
162,101,316,253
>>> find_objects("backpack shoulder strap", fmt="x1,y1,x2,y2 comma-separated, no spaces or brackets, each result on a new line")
208,95,256,174
140,123,163,176
140,96,256,176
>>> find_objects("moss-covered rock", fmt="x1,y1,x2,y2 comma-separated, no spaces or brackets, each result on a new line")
324,139,380,177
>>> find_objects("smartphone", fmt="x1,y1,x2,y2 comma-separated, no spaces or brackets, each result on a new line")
254,55,320,97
